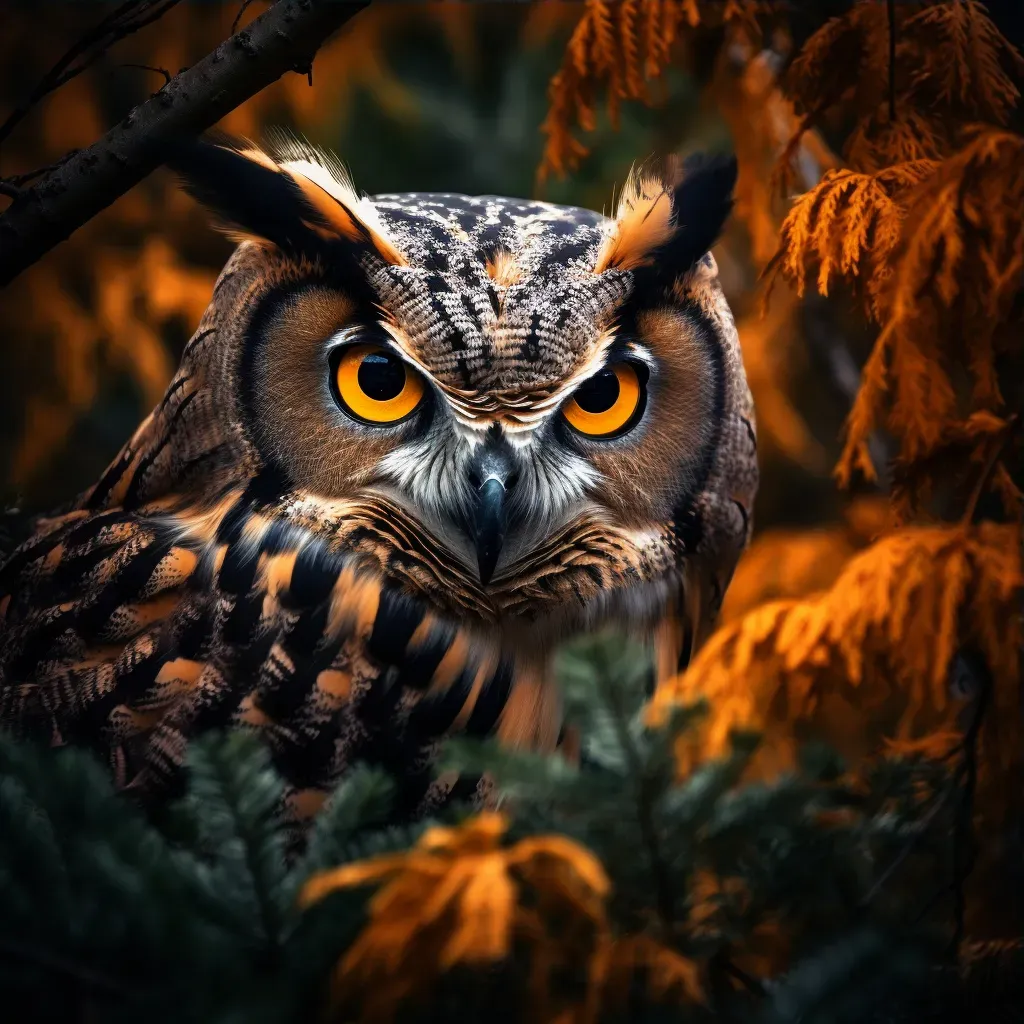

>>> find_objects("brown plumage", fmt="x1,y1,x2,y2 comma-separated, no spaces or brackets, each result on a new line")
0,137,757,837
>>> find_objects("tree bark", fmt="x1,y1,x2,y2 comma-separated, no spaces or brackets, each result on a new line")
0,0,369,290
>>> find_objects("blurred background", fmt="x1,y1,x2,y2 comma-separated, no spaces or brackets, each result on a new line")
6,0,1004,617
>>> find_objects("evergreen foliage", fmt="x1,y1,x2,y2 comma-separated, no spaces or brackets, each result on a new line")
0,635,1017,1023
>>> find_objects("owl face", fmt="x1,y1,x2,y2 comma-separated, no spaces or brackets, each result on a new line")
116,139,757,659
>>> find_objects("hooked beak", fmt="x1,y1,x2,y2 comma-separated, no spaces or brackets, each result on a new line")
474,477,508,586
467,429,517,586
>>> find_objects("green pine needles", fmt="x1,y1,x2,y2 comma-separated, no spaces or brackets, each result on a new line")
0,634,1017,1023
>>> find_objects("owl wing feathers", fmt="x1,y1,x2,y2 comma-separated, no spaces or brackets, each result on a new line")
0,496,532,829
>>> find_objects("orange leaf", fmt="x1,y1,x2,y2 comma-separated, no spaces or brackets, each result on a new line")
653,523,1023,775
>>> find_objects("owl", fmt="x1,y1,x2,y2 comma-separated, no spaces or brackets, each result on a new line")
0,137,757,832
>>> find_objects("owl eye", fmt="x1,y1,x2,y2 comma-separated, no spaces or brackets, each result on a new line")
562,362,644,438
332,343,425,424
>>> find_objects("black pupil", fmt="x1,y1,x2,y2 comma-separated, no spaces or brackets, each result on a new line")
575,368,620,413
358,351,406,402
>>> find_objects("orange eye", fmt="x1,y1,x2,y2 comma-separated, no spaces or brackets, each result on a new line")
562,362,643,438
333,343,425,424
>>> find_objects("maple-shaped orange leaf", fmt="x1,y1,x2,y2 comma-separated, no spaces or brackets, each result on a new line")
300,812,611,1023
652,523,1022,777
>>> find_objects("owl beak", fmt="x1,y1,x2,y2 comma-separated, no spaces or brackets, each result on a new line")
468,430,517,586
474,476,508,586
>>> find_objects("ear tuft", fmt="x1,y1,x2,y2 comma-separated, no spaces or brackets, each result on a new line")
167,138,308,250
165,135,406,266
595,152,737,284
659,152,738,273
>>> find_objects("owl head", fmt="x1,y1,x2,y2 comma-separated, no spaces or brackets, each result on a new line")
94,136,756,675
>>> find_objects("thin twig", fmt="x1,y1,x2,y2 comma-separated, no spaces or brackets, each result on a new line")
961,414,1019,525
3,152,81,189
121,63,172,87
907,659,993,939
232,0,261,34
0,0,182,157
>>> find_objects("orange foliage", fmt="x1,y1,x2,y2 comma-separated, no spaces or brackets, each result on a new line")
300,812,609,1022
765,162,934,321
708,29,841,475
720,496,891,622
538,0,761,181
300,812,704,1023
5,234,214,490
769,4,1024,510
653,523,1023,776
833,130,1024,500
908,1,1024,123
783,0,1024,173
769,5,1024,508
601,935,704,1010
889,411,1022,524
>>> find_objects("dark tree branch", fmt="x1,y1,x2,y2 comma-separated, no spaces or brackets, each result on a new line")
0,0,183,156
0,0,369,289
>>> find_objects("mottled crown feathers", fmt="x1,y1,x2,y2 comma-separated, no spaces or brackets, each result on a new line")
168,136,735,288
165,134,407,266
594,152,737,281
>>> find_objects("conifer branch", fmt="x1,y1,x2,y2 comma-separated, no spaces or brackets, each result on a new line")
595,664,677,936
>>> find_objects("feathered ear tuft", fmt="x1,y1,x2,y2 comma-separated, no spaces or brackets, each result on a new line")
595,153,737,284
165,135,407,266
